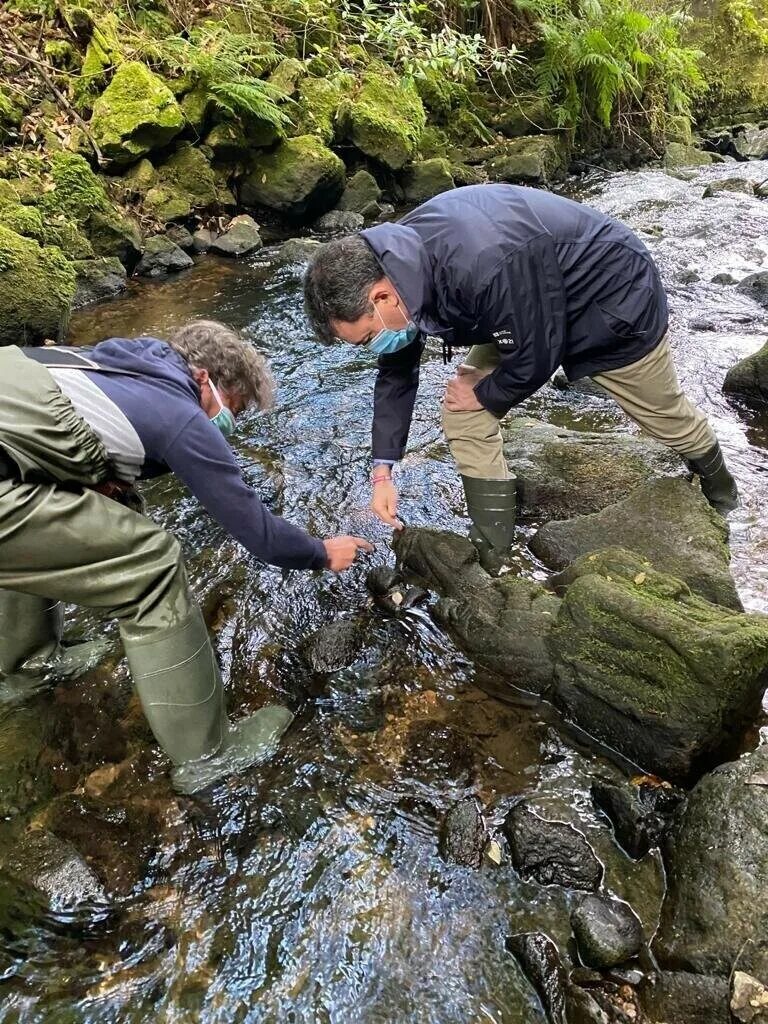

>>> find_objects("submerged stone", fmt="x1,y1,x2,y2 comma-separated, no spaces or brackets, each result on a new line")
638,971,731,1024
504,802,603,890
439,797,486,868
0,827,107,911
571,894,644,969
654,745,768,976
723,338,768,410
531,478,740,610
506,932,608,1023
503,418,688,520
591,775,685,859
736,271,768,308
302,617,366,674
549,548,768,782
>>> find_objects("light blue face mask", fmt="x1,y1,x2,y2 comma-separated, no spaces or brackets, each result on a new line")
367,304,419,357
209,380,236,438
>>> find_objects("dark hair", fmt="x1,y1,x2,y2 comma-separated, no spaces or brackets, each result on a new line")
167,320,275,409
303,235,384,342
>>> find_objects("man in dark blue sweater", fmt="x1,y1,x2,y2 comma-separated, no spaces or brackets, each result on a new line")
0,321,371,793
305,184,738,563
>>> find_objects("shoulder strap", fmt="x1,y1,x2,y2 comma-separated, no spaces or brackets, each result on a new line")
23,346,140,376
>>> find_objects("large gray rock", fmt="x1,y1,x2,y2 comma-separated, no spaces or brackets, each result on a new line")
702,177,756,198
337,169,382,218
0,827,106,911
638,972,731,1024
240,136,345,220
531,478,740,610
663,143,714,168
485,136,568,184
549,548,768,783
734,125,768,159
72,256,127,307
134,234,193,278
571,895,644,969
723,339,768,411
654,745,768,976
736,272,768,308
503,418,687,520
208,215,262,257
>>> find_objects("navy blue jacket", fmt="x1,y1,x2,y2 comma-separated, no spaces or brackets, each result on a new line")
361,184,668,461
36,338,328,571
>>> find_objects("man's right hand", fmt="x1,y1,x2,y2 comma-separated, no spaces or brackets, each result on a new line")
371,477,403,530
323,536,374,571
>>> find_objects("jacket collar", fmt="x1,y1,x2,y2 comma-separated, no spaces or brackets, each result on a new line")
360,223,449,338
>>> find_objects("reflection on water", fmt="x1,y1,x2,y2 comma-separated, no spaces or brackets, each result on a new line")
3,164,768,1022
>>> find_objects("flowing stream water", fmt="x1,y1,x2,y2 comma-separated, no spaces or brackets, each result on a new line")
2,163,768,1023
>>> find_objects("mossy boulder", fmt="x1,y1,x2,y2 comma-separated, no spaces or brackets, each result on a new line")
73,13,122,111
497,98,555,139
268,58,307,97
337,169,382,218
0,203,45,243
531,477,740,610
503,418,688,520
0,225,76,346
0,85,26,145
337,68,426,170
295,73,354,145
663,142,714,168
485,135,569,184
240,135,345,220
203,121,252,162
90,62,184,165
419,125,451,160
117,157,156,201
401,158,455,203
654,744,768,975
548,547,768,782
723,338,768,410
180,84,217,136
144,143,218,222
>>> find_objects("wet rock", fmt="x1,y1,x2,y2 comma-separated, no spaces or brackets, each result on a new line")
591,775,685,859
208,215,262,257
90,62,184,166
531,478,741,610
503,418,687,520
73,256,127,307
404,721,475,781
734,125,768,160
192,228,216,253
731,972,768,1023
313,210,364,233
240,136,345,220
638,971,731,1024
277,237,323,263
486,136,569,184
366,566,401,597
165,224,195,252
337,169,382,219
0,827,106,910
702,177,756,197
504,802,603,890
549,548,768,782
736,271,768,308
711,272,737,285
439,797,485,867
654,745,768,976
663,143,714,168
571,895,644,969
401,158,455,203
550,372,611,399
723,338,768,410
367,567,429,614
0,705,54,817
302,617,366,674
134,234,193,278
507,932,608,1023
393,528,560,694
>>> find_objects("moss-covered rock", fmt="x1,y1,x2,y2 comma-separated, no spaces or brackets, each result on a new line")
134,234,194,278
531,477,740,609
0,203,45,243
0,85,26,144
144,142,218,222
117,157,156,200
0,225,76,346
73,13,123,111
43,217,94,260
663,142,714,168
723,337,768,410
240,135,345,219
203,121,252,162
401,158,455,203
73,256,127,307
496,98,555,138
413,69,467,123
90,62,184,165
268,57,307,97
337,67,426,170
337,169,382,218
295,73,354,145
418,125,450,160
548,547,768,782
486,135,569,184
180,84,217,136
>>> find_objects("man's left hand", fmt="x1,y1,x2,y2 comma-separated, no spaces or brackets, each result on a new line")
444,368,485,412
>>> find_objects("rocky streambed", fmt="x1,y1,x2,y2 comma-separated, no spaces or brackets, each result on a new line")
1,160,768,1023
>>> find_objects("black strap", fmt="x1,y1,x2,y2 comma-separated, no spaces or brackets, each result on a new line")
22,346,140,376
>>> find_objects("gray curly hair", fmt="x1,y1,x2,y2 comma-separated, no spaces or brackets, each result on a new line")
167,319,275,410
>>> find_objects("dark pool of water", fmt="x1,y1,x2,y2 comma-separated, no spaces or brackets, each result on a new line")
3,163,768,1023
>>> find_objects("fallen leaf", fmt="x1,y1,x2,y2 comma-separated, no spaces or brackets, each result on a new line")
485,840,502,865
634,572,647,585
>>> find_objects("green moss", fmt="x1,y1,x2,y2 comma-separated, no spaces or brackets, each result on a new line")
73,14,122,111
43,40,78,70
0,204,45,242
268,58,307,97
419,125,450,159
295,73,354,144
39,152,111,223
414,69,468,122
180,84,216,135
402,158,455,203
240,134,345,218
0,225,76,346
337,66,426,170
144,143,218,222
43,218,94,260
90,61,184,165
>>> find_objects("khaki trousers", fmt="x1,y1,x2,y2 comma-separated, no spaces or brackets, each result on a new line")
441,336,716,479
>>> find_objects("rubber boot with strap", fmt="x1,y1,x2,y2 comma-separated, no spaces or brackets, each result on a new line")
124,605,293,794
685,441,739,516
460,475,517,573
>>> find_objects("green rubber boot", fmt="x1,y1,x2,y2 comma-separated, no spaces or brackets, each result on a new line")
461,475,517,572
686,441,739,516
124,606,293,795
0,590,110,700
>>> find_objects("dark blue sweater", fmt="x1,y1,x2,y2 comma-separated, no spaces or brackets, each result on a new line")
45,337,328,571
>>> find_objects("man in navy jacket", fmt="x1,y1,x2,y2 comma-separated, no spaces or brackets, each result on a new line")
304,184,737,559
0,321,371,793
